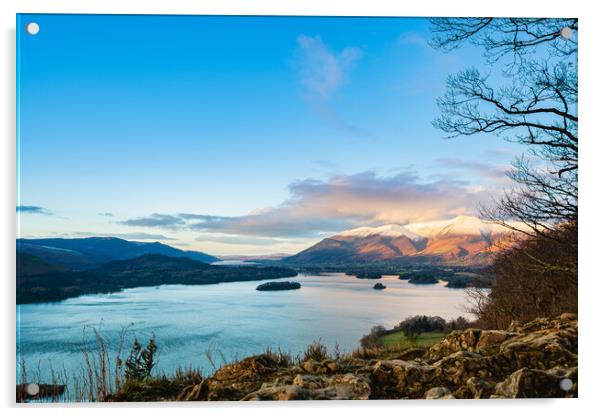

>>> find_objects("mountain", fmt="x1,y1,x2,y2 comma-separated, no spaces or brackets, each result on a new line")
285,216,513,265
406,215,510,261
16,237,219,270
17,252,69,277
97,253,211,273
17,253,297,304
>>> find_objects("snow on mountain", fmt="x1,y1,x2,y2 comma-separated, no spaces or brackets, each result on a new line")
285,216,518,265
405,215,505,239
337,223,426,242
336,216,510,241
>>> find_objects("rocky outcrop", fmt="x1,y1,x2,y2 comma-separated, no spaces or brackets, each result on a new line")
176,314,577,400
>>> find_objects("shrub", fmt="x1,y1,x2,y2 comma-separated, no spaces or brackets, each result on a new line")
125,337,157,382
359,325,387,349
468,223,577,329
302,340,329,362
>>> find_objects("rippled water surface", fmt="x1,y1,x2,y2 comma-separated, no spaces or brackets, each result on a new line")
17,273,470,382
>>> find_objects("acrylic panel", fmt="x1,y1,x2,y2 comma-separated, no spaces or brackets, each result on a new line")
16,14,578,402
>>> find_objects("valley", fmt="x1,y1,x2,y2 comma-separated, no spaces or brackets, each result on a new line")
16,215,501,304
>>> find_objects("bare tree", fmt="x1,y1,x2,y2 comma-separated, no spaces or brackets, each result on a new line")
431,18,577,237
430,18,578,325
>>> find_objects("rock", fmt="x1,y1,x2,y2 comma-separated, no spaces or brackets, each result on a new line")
498,325,577,370
424,387,455,399
328,374,371,400
242,373,370,400
174,314,578,401
492,368,565,398
559,313,577,321
373,283,386,290
302,359,340,374
428,328,482,358
193,354,284,400
368,360,437,399
293,374,328,389
465,377,496,399
243,385,310,400
476,330,516,353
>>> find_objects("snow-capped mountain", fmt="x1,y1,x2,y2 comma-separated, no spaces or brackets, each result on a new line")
406,215,509,239
337,223,426,242
285,216,514,265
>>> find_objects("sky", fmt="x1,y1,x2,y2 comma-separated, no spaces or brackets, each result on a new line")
17,14,524,256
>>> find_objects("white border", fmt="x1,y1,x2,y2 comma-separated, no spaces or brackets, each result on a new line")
2,1,601,415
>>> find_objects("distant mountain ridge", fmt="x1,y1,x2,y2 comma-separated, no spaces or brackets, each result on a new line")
17,237,220,270
285,216,516,265
16,252,297,304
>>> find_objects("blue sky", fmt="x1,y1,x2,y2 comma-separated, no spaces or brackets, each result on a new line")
17,14,523,255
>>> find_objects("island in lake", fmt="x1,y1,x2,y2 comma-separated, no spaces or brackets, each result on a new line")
256,281,301,291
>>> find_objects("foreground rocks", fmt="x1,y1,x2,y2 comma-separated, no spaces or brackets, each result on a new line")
174,314,578,401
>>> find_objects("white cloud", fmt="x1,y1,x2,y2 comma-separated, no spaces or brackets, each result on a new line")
295,35,364,134
296,34,362,99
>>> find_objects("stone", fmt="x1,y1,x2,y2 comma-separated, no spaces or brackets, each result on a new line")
242,373,370,400
328,374,371,400
243,385,310,400
368,360,437,399
172,314,578,401
476,330,516,353
293,374,328,389
424,387,455,399
466,377,496,399
493,368,564,398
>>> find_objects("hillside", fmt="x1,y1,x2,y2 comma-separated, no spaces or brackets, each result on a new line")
16,252,69,276
17,237,219,269
285,216,514,266
16,253,297,304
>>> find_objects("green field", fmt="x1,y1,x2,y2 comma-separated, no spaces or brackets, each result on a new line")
379,331,445,349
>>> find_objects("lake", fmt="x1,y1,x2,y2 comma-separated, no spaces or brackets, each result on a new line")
16,273,471,385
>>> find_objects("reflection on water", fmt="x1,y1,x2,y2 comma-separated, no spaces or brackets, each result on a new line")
16,273,470,382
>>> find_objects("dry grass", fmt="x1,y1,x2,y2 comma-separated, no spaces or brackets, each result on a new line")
302,339,329,362
18,330,435,402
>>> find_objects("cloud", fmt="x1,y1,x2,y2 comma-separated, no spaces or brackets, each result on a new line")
98,212,114,217
119,168,500,239
177,213,229,221
399,32,431,49
68,232,175,241
122,171,489,238
118,213,186,228
296,34,362,99
195,234,286,246
295,35,364,134
435,158,510,183
16,205,53,215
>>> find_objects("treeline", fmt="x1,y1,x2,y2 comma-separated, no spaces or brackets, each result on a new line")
17,254,298,304
360,315,473,348
468,223,577,329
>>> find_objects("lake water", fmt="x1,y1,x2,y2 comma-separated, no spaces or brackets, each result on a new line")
16,273,471,385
